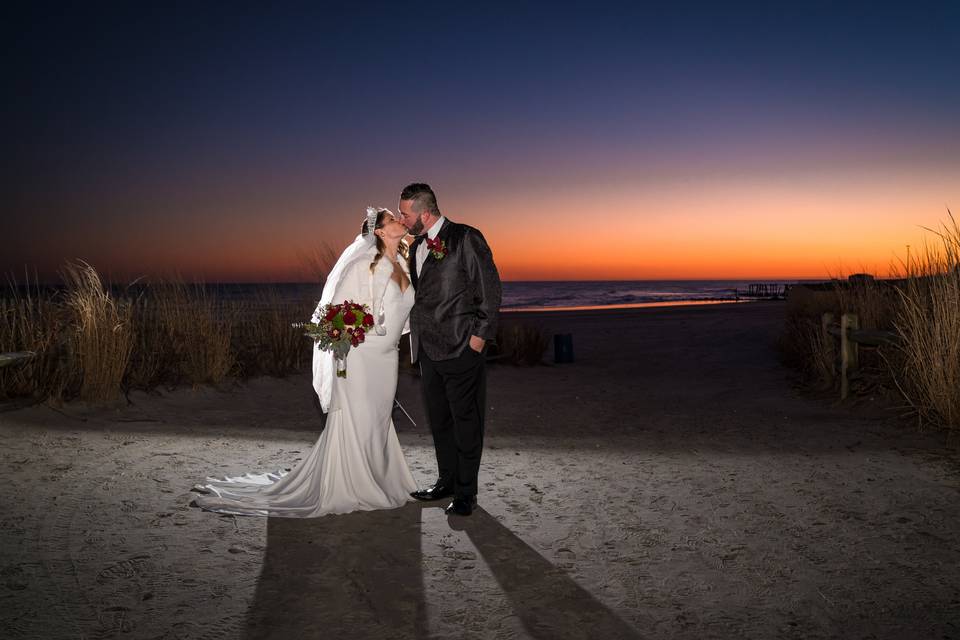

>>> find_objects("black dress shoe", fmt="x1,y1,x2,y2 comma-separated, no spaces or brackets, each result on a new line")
410,481,453,501
444,496,477,516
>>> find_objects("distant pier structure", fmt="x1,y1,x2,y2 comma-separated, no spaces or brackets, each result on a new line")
739,283,788,299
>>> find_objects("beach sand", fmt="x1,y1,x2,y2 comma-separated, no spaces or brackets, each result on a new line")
2,301,959,639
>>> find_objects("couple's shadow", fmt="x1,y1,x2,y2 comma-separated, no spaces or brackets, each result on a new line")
244,504,641,639
243,501,427,639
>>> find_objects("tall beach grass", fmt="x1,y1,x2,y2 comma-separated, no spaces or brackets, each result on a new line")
892,212,960,429
63,261,135,402
153,280,234,387
231,288,314,379
782,211,960,430
0,262,328,404
0,273,75,400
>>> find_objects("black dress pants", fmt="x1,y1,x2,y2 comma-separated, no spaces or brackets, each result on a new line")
418,345,487,498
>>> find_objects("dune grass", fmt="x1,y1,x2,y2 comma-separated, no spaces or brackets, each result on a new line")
0,266,320,403
833,276,898,332
778,314,835,389
782,211,960,430
153,280,234,387
891,212,960,429
494,322,550,366
231,288,314,379
0,274,74,401
62,261,135,402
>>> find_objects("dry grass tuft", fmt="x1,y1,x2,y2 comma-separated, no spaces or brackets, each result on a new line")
781,210,960,430
1,263,321,402
779,284,840,386
495,323,549,366
0,277,74,400
834,276,897,331
232,288,314,378
891,212,960,429
150,280,234,387
124,285,169,390
62,261,134,403
782,275,897,393
777,314,835,389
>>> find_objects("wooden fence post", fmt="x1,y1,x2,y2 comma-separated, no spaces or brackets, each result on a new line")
840,313,859,400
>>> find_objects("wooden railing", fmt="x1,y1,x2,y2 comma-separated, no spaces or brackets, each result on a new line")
821,313,900,400
0,351,36,369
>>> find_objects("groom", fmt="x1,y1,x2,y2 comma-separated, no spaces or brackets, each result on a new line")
398,183,502,516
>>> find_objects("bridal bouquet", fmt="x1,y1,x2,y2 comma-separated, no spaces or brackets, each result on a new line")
304,300,375,377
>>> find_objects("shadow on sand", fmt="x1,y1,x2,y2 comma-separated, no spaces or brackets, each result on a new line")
245,502,641,639
244,504,428,639
451,508,643,640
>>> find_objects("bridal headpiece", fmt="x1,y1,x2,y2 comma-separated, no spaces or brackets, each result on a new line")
364,206,378,243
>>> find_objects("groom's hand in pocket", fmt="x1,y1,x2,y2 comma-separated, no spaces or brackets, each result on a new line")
469,335,485,354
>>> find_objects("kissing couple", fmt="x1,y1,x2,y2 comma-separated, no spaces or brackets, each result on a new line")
192,183,502,518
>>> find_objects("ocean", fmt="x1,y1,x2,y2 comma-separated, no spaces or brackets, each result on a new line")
4,280,803,311
498,280,798,311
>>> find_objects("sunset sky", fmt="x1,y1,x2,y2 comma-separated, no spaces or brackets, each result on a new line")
4,2,959,282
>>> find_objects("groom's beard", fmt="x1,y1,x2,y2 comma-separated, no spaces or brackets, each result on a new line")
407,217,425,236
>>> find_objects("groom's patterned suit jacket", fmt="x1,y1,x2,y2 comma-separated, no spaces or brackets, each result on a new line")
408,219,502,362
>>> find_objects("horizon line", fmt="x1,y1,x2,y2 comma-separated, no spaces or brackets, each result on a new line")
5,276,869,287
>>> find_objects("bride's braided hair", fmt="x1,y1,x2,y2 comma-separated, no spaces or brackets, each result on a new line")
361,208,409,273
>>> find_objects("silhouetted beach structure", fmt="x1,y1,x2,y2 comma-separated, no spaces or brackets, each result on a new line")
741,283,787,299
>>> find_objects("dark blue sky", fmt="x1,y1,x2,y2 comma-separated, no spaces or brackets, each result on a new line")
4,2,959,280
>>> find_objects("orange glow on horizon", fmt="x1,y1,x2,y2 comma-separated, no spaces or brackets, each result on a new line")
472,169,955,281
16,164,957,283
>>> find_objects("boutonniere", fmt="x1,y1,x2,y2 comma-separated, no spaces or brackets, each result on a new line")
426,237,448,260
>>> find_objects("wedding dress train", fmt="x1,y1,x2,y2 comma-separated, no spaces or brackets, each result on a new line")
192,271,418,517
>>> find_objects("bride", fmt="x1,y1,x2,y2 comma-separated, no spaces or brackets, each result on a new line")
191,208,419,517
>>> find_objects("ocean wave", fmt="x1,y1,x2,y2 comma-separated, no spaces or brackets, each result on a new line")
500,280,791,309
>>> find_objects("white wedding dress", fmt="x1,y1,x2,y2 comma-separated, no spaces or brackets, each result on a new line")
192,248,418,517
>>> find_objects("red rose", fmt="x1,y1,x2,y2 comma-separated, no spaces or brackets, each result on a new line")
343,310,356,324
355,328,365,341
325,307,338,321
350,335,360,347
363,313,374,326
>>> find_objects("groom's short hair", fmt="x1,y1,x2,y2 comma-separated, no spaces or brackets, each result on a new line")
400,183,440,216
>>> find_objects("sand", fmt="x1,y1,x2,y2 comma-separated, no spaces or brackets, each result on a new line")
2,301,959,639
